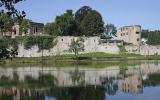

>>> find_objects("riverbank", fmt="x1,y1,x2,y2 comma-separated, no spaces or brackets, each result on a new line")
1,52,160,67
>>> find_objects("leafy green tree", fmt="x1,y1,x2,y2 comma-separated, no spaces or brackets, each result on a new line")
19,19,30,35
0,13,13,34
141,30,160,45
37,36,57,50
0,0,26,34
44,22,55,35
69,37,84,56
80,10,104,36
0,0,26,18
54,10,78,36
53,6,104,36
75,6,92,24
69,68,85,85
0,37,18,60
0,0,25,61
141,30,149,39
75,6,104,36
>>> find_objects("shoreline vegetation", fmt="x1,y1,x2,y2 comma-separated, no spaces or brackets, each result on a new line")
1,52,160,67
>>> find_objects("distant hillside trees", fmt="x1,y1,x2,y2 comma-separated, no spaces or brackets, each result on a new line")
141,30,160,45
45,6,104,36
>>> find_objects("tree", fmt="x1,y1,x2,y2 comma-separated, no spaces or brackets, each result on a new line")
19,19,30,35
69,37,84,56
0,0,25,61
0,0,26,18
75,6,104,36
0,13,13,34
75,6,92,24
80,10,104,36
0,37,18,61
44,22,55,35
69,68,85,85
53,6,104,36
54,10,78,36
0,0,26,34
141,30,149,39
141,30,160,45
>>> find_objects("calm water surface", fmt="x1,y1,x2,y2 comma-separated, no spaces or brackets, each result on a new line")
0,60,160,100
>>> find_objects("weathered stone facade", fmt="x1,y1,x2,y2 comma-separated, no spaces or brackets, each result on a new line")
16,36,160,57
17,36,120,57
117,25,141,46
125,45,160,55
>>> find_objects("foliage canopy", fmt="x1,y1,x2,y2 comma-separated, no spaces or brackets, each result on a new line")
141,30,160,45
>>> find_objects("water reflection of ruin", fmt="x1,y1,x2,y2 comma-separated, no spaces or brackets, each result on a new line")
0,62,159,87
0,62,160,99
118,74,142,94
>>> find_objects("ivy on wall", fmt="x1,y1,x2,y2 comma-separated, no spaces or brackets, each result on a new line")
0,36,57,51
0,36,18,49
23,36,57,50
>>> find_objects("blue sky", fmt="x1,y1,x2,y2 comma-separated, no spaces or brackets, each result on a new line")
15,0,160,30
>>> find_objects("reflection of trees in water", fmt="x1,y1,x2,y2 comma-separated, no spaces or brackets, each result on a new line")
153,60,159,66
101,77,118,95
20,89,45,100
50,86,105,100
0,69,106,100
0,73,58,100
0,86,106,100
0,93,14,100
119,68,127,77
0,72,58,88
0,75,19,86
100,68,127,95
24,73,58,88
143,73,160,86
0,66,160,99
69,68,85,86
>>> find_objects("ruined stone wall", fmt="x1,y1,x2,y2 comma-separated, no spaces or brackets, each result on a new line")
16,36,160,57
17,36,120,57
125,45,160,55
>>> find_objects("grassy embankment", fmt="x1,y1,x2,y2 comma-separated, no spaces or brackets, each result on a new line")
2,52,160,68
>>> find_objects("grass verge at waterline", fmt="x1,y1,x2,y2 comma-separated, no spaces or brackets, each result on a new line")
1,52,160,68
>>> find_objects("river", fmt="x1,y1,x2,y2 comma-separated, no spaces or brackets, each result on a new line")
0,60,160,100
